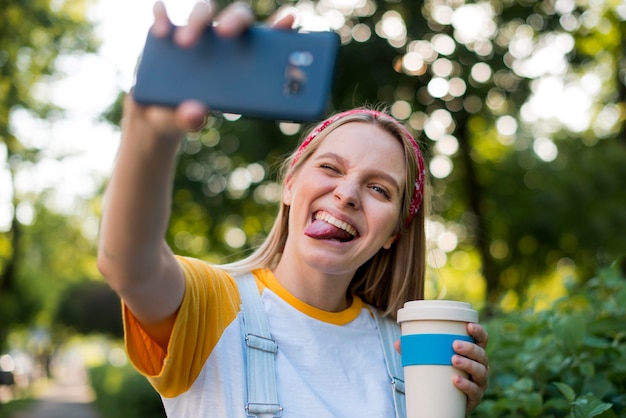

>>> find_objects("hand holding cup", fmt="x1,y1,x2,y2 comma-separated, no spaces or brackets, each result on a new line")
397,300,489,418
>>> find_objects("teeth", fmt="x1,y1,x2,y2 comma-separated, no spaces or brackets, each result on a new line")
315,212,357,236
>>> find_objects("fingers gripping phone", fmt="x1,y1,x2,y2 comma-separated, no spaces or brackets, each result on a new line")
132,25,340,122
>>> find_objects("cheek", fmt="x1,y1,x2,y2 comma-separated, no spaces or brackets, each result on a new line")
291,170,331,199
284,175,317,216
369,201,402,235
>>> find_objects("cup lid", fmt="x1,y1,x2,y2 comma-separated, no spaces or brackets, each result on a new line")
397,300,478,323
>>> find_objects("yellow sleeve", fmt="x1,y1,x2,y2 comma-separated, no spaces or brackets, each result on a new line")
123,256,241,398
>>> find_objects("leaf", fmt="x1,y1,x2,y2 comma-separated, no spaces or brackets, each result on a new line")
512,377,534,392
580,361,595,377
572,394,613,418
554,382,576,402
522,392,543,416
552,315,586,352
588,403,613,417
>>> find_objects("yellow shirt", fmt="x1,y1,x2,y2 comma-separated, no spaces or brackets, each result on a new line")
123,256,395,417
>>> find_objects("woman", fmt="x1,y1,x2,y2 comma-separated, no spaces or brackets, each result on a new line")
97,1,489,417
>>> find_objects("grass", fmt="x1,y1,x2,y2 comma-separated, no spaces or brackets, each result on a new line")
0,397,36,417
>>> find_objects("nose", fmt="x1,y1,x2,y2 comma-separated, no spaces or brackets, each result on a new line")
334,179,360,209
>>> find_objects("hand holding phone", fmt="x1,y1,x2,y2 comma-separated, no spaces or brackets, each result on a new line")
133,25,340,122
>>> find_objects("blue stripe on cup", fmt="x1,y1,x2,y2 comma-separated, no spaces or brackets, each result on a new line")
401,334,475,367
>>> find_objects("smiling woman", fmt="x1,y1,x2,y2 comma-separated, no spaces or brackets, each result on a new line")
94,2,491,417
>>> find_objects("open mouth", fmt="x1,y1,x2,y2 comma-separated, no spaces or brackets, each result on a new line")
304,211,358,242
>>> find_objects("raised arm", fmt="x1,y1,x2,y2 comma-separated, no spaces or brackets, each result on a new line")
97,94,203,347
98,1,291,348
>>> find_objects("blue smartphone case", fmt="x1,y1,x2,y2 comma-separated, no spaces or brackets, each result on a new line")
133,26,340,122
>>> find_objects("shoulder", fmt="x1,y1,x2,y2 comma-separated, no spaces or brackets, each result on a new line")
176,256,240,296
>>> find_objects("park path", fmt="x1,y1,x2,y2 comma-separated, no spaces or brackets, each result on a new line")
9,365,101,418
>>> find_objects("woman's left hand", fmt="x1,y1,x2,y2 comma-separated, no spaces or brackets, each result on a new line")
453,322,489,415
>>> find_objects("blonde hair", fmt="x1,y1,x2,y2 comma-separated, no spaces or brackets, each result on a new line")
222,109,427,319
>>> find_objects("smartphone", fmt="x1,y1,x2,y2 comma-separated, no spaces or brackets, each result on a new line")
132,25,340,122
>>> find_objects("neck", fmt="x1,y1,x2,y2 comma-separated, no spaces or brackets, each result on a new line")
272,262,353,312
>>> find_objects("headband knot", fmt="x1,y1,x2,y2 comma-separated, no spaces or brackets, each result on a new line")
290,109,426,226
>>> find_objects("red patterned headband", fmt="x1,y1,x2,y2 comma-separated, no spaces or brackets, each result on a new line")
290,109,426,226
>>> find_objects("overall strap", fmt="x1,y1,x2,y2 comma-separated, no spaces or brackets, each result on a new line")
372,307,406,418
235,272,283,417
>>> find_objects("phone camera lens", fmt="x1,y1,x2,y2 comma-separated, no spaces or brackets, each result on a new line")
289,51,314,67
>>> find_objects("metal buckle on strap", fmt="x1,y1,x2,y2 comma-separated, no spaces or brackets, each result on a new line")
245,333,279,354
245,402,283,417
392,376,405,394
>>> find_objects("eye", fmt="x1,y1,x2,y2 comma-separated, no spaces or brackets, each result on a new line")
370,184,391,200
320,163,341,174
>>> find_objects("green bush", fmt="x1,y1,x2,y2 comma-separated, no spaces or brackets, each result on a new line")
0,398,35,417
89,363,165,418
475,263,626,418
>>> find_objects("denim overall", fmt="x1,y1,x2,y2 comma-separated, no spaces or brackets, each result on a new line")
236,273,406,418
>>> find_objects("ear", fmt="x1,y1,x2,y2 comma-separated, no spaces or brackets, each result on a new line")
382,232,399,250
282,176,294,206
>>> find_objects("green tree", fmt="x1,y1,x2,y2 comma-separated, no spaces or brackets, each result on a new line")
0,0,98,348
0,200,102,346
325,0,626,307
55,280,123,338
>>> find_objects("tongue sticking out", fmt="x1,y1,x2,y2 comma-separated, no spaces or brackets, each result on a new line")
305,219,354,242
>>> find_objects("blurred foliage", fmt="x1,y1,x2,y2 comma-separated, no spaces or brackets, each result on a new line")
0,0,98,348
89,362,166,418
475,261,626,417
55,280,123,338
476,139,626,306
0,200,100,350
0,398,35,417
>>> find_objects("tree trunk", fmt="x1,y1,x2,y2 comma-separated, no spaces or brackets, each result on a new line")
455,116,500,312
0,167,20,293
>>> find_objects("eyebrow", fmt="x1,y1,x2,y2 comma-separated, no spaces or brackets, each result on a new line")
313,152,402,193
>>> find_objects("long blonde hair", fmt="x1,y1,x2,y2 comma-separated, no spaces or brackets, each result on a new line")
223,109,427,318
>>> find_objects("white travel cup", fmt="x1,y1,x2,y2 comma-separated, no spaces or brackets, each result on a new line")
397,300,478,418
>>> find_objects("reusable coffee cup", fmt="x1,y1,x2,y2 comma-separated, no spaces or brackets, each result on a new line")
397,300,478,418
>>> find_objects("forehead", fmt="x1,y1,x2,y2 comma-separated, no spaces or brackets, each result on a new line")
316,121,403,153
313,121,406,179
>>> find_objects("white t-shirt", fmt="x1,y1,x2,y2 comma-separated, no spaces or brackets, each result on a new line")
123,256,396,417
